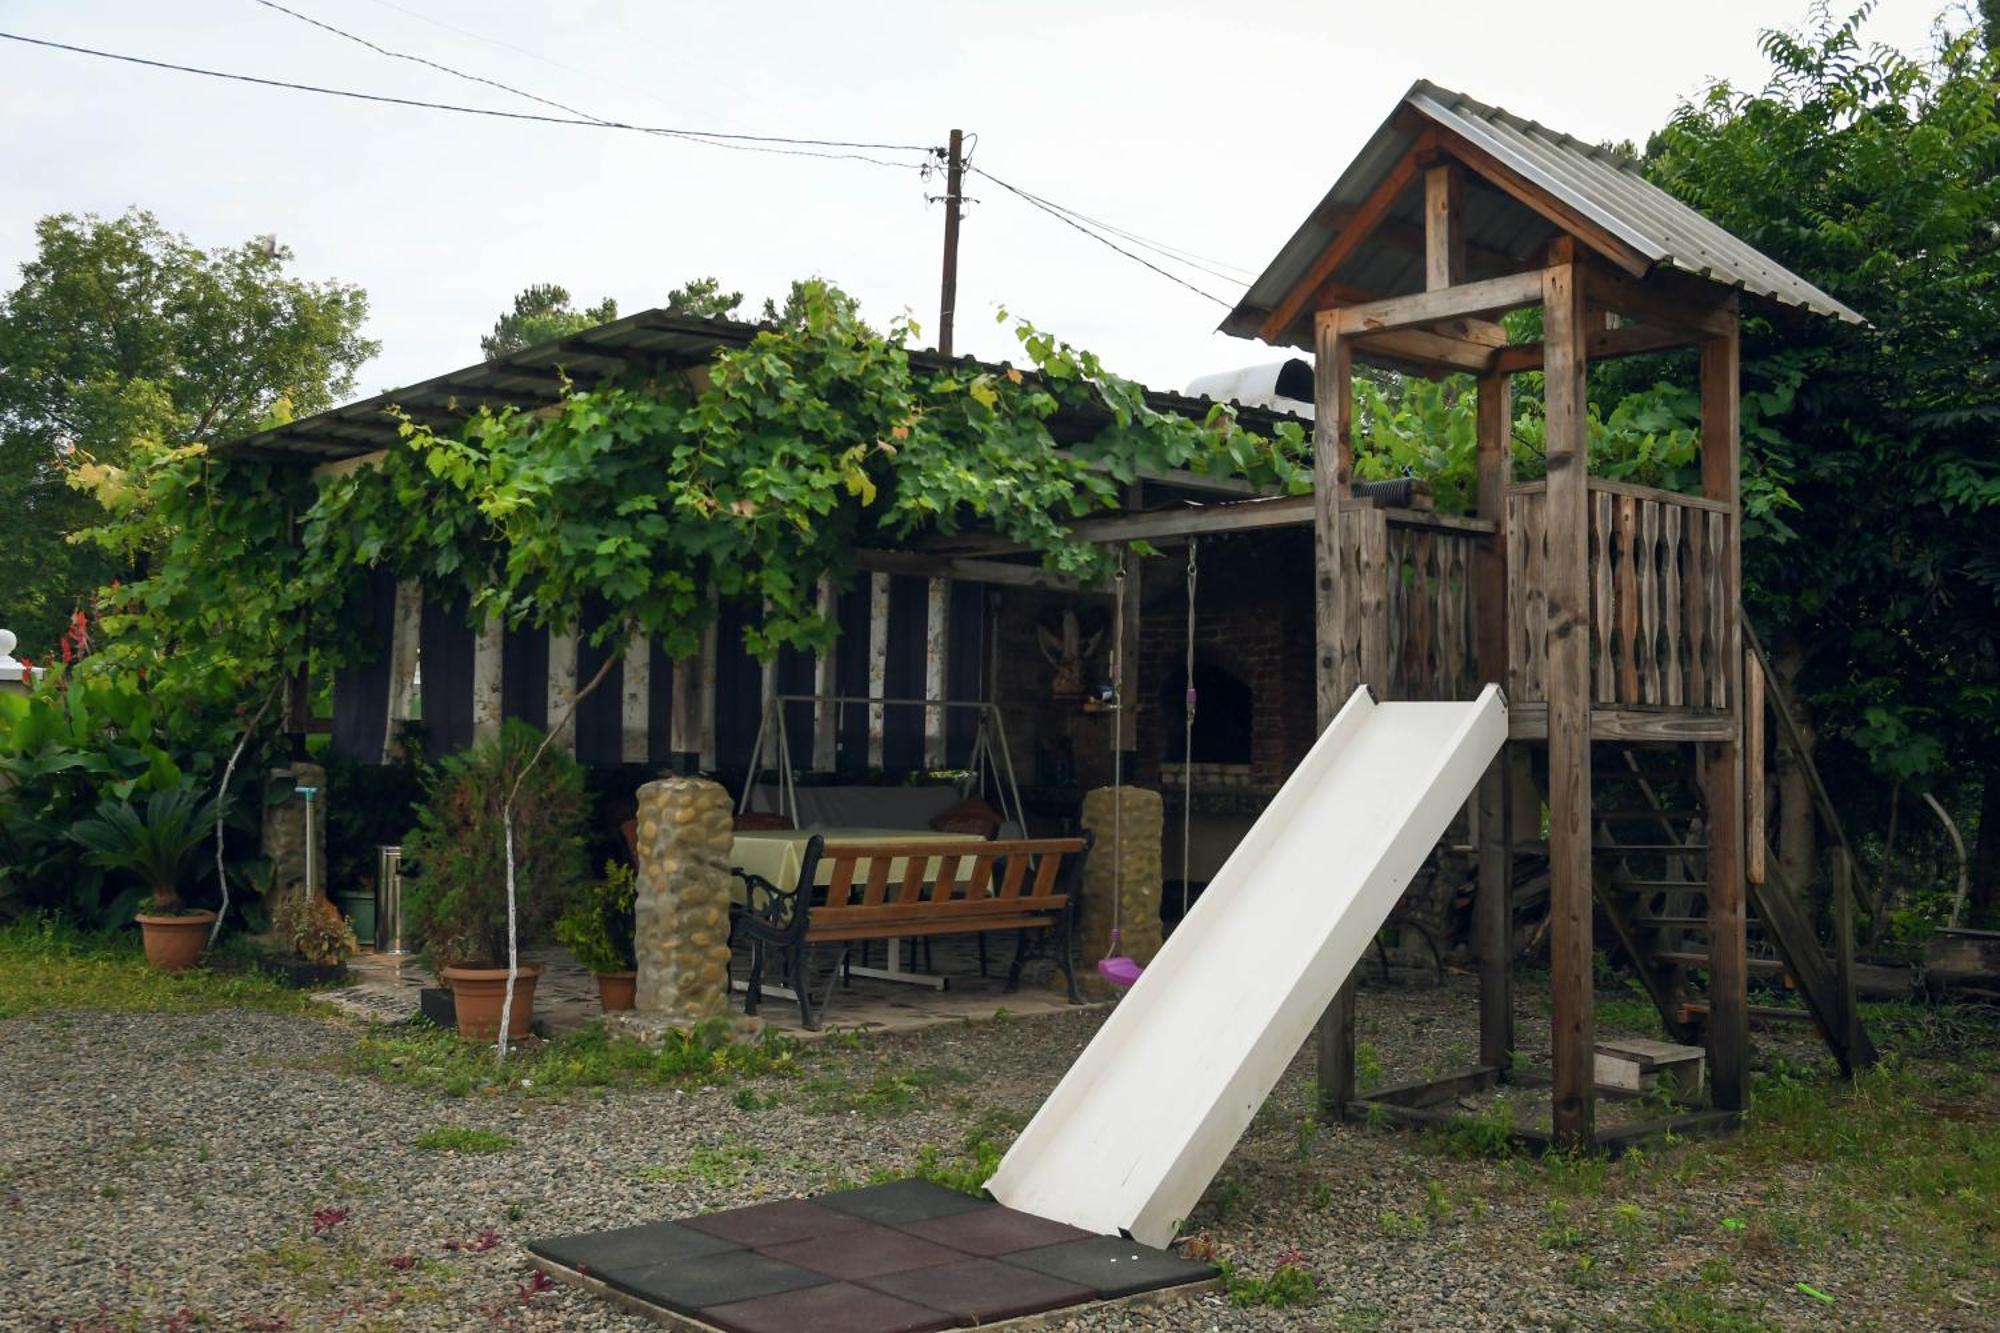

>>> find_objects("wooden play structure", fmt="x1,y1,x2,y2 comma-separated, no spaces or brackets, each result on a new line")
1223,81,1878,1147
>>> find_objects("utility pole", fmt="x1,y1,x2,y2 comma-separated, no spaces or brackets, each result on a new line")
938,128,964,357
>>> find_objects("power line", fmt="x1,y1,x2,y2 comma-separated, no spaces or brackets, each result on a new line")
0,29,933,168
971,166,1238,308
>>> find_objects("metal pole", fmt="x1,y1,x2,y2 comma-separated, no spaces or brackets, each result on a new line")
938,128,964,357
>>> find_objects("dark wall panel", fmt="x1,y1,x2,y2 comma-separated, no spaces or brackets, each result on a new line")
502,625,548,732
573,604,624,767
834,582,871,775
418,591,476,757
713,599,761,773
646,639,675,768
331,568,398,762
882,574,925,771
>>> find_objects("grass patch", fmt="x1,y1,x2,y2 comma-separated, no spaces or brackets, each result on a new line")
809,1062,974,1116
345,1015,802,1097
0,915,308,1020
413,1125,514,1154
1219,1255,1318,1308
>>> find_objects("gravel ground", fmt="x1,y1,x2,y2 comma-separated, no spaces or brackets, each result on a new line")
1,978,1987,1332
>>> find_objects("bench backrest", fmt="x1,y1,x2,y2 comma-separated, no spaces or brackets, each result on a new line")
802,835,1089,931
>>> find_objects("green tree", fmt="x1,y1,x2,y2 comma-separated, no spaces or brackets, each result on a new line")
0,210,374,656
664,275,744,319
480,282,618,358
1642,7,2000,915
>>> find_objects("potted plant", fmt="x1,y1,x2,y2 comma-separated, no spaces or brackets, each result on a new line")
268,884,358,986
401,720,587,1040
556,860,640,1010
69,783,223,970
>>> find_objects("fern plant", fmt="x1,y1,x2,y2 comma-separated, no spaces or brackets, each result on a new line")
68,782,221,913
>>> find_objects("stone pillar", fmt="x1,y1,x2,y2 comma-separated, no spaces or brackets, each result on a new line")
262,762,327,897
632,776,735,1024
1077,786,1164,997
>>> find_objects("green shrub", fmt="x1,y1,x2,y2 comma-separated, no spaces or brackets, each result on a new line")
401,720,587,968
555,860,637,974
68,781,222,913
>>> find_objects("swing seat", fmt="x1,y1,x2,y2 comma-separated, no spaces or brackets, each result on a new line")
1096,955,1143,988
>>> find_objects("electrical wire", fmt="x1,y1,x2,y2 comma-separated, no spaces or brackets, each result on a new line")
0,29,932,169
971,165,1237,307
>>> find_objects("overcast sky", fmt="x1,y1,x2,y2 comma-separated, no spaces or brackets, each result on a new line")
0,0,1952,405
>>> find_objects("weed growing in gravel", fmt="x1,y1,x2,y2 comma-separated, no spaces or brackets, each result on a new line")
1643,1284,1776,1331
346,1015,800,1096
1376,1208,1426,1239
810,1063,974,1116
0,916,307,1019
1436,1095,1518,1158
1218,1252,1318,1308
900,1128,1005,1197
413,1126,514,1154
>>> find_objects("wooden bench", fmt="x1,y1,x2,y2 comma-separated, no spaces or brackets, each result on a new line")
731,834,1090,1029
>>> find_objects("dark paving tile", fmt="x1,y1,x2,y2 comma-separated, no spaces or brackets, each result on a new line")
894,1204,1094,1257
815,1179,993,1226
760,1221,965,1281
1001,1235,1216,1300
590,1247,827,1315
701,1280,958,1333
867,1256,1096,1322
528,1220,740,1275
681,1198,866,1248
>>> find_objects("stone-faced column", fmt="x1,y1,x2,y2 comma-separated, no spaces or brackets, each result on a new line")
632,776,735,1024
262,762,327,897
1077,785,1164,997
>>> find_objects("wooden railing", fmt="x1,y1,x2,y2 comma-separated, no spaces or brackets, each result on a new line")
1505,479,1733,710
1331,505,1490,703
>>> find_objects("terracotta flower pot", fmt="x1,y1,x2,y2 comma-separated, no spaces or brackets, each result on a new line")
135,910,217,971
596,970,637,1012
441,964,543,1041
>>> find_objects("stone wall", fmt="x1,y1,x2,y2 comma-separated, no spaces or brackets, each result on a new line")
631,776,735,1025
262,762,327,897
1076,785,1163,997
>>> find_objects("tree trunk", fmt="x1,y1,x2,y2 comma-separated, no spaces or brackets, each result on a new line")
1771,640,1819,894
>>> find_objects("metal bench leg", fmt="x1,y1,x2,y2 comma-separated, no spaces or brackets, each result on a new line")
1006,928,1029,992
745,941,766,1017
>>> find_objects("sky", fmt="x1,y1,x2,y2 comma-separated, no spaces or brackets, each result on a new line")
0,0,1956,406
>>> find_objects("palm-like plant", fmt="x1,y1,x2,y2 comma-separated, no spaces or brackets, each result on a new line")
69,784,221,913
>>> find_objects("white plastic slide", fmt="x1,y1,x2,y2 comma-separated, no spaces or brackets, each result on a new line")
987,683,1507,1247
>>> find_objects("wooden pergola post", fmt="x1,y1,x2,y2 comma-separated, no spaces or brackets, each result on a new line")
1542,241,1596,1146
1473,370,1513,1074
1701,305,1750,1113
1312,307,1357,1121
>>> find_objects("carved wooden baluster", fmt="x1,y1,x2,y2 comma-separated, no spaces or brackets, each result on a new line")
1663,505,1684,707
1591,490,1614,703
1639,499,1661,705
1615,494,1640,705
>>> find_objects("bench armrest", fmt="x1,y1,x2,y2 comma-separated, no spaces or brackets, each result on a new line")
731,867,805,944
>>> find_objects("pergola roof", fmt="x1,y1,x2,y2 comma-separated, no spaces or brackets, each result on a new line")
1225,79,1862,350
218,308,1307,465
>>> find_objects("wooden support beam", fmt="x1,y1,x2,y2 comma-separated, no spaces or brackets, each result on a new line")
1313,310,1358,1121
1490,321,1697,375
1425,163,1464,290
385,580,422,762
812,575,837,773
620,625,650,764
1542,251,1597,1148
1476,757,1513,1071
1351,326,1496,374
1700,308,1750,1113
924,576,949,768
546,627,578,758
1333,269,1547,338
1434,131,1654,278
471,613,503,744
856,549,1089,592
1473,374,1511,680
1745,649,1765,885
1261,133,1433,343
1582,263,1736,338
867,572,890,770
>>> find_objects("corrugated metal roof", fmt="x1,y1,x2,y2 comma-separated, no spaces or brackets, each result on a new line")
1224,78,1863,348
220,307,1307,464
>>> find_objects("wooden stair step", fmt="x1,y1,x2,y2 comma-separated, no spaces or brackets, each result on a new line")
1630,916,1767,932
1678,1000,1821,1026
1594,809,1701,823
1654,951,1789,976
1607,878,1708,892
1595,842,1707,854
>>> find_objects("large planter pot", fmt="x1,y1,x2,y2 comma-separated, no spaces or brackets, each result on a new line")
331,890,376,946
440,964,543,1041
135,910,217,971
596,970,637,1012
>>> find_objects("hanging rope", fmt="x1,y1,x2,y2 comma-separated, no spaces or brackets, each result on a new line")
1096,547,1142,988
1181,538,1198,921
